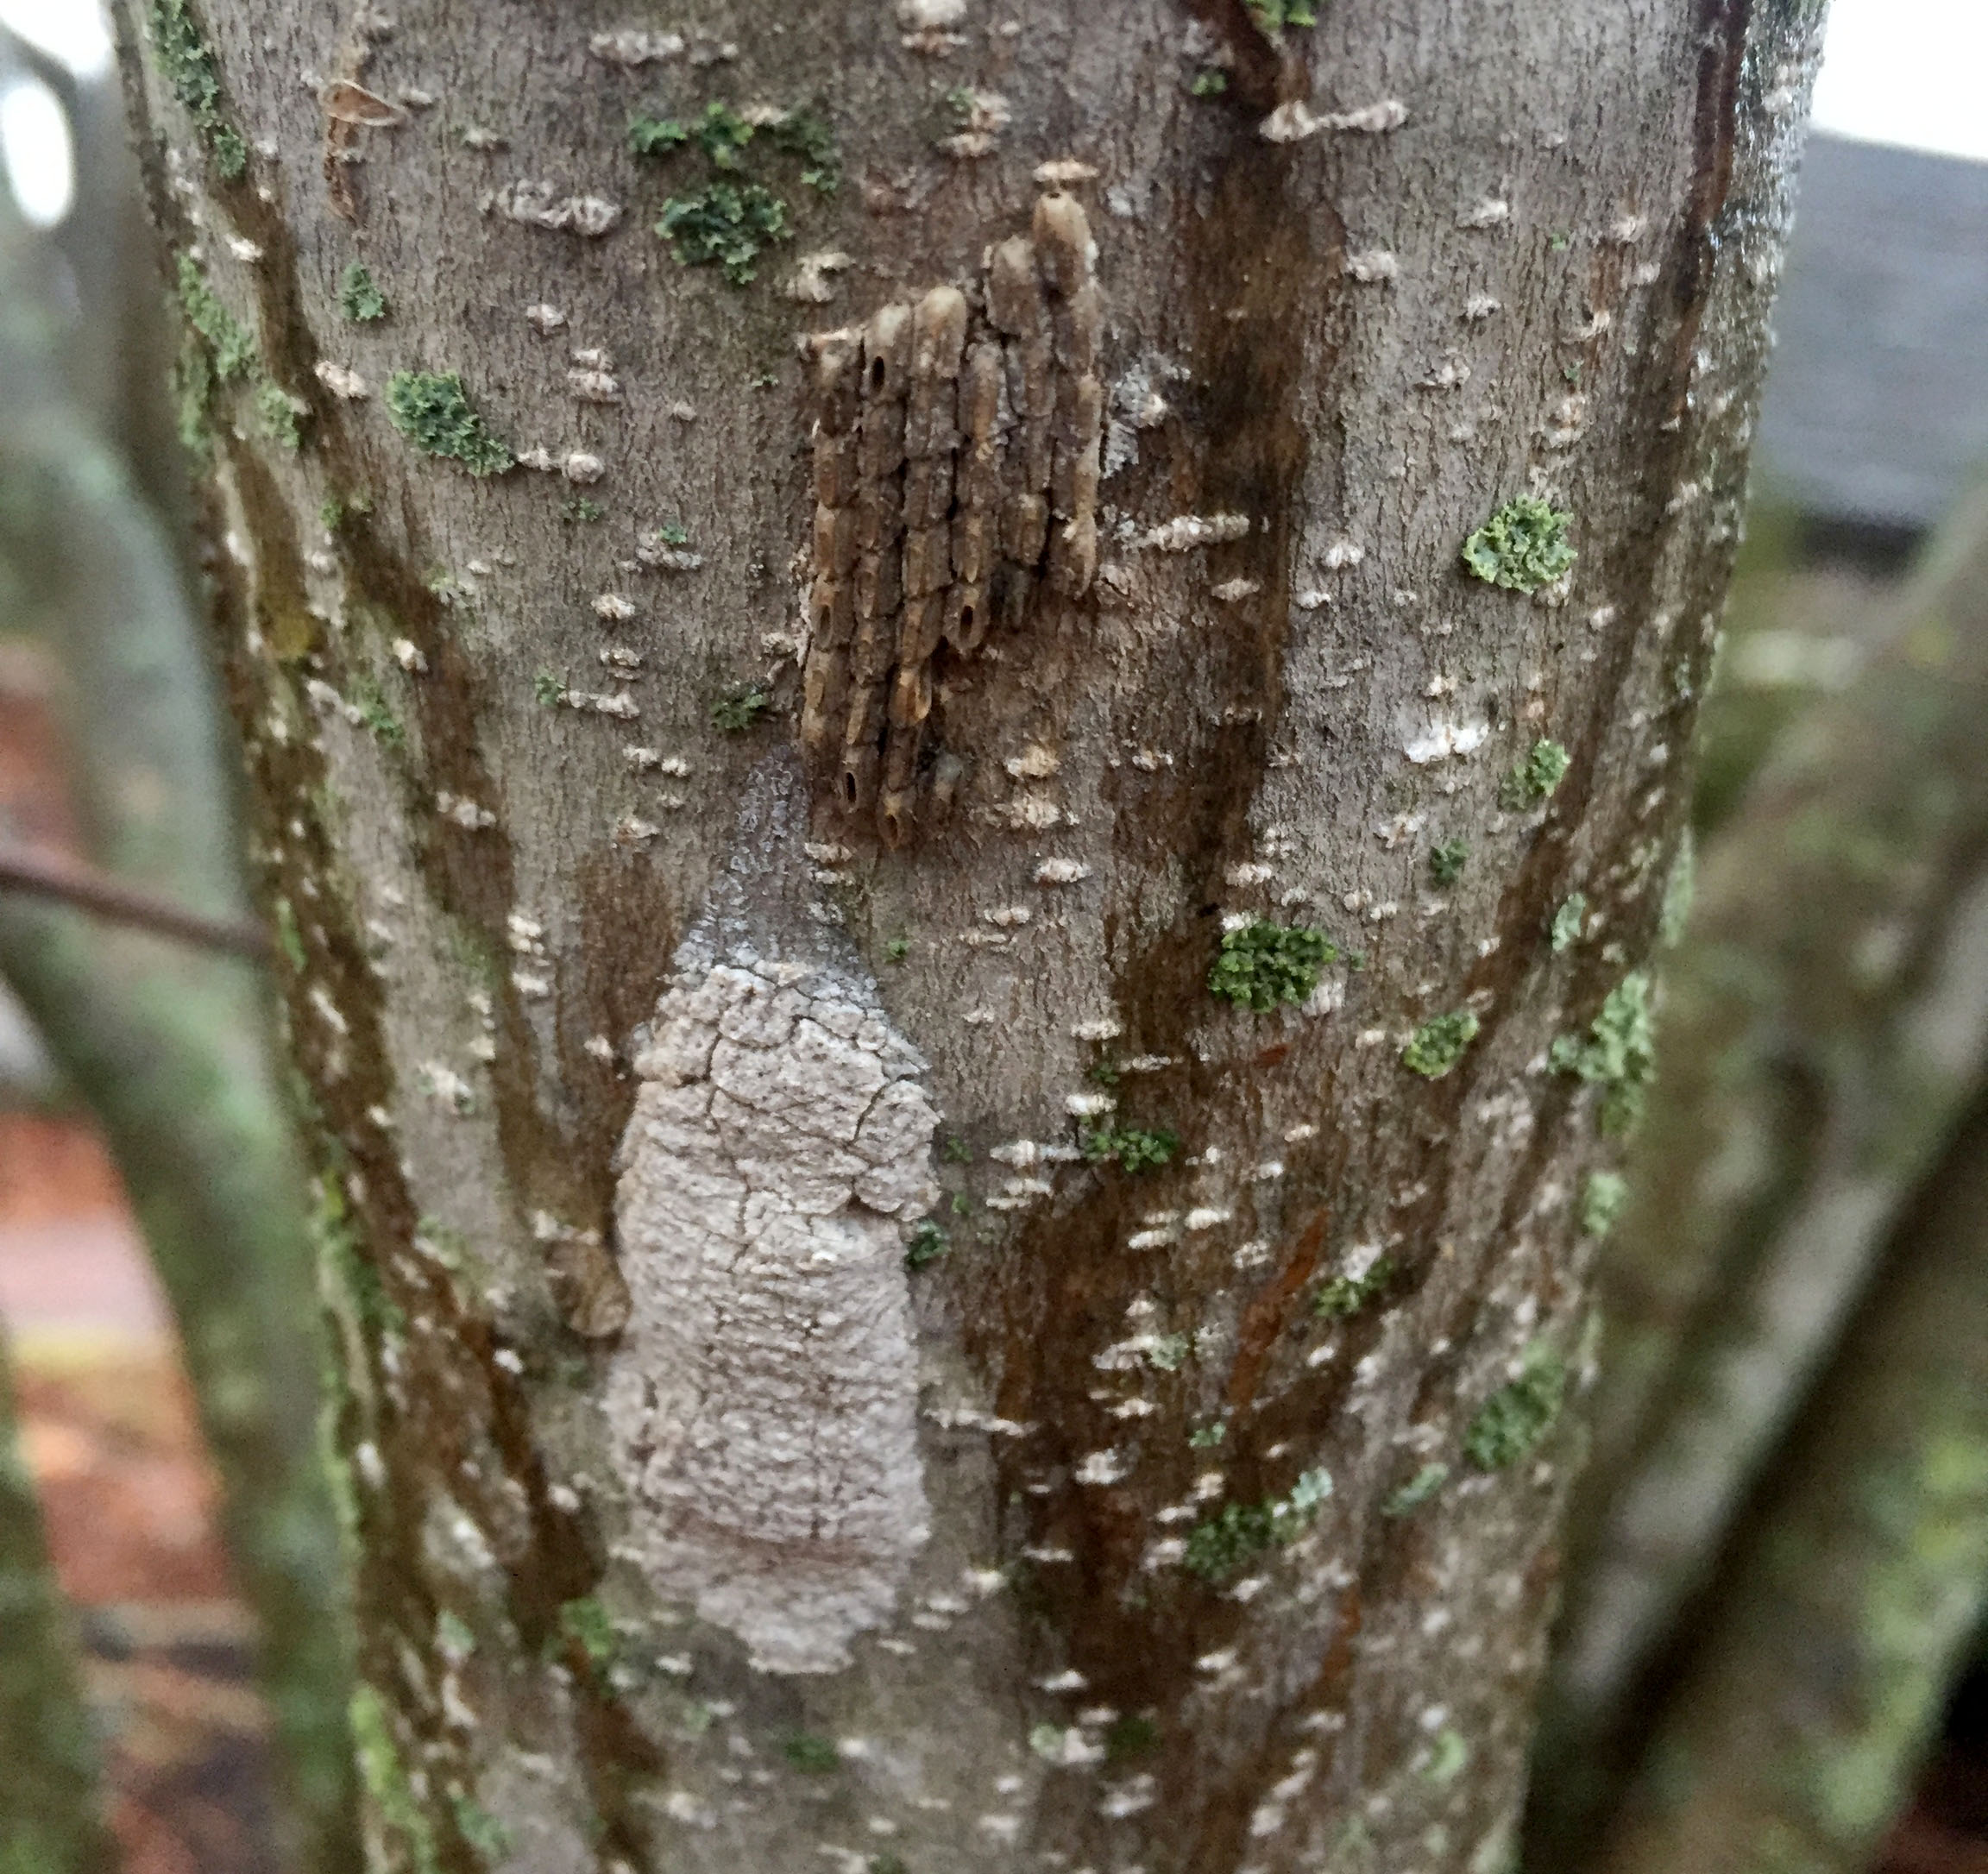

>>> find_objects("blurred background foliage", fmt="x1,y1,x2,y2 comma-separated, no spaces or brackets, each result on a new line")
2,9,1988,1874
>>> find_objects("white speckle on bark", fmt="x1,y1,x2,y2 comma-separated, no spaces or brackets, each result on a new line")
314,360,369,399
488,181,623,236
1261,97,1409,141
588,28,686,66
1402,716,1489,764
605,764,940,1673
1142,513,1249,551
1345,249,1399,284
567,367,623,402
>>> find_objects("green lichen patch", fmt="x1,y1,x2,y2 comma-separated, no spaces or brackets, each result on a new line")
632,98,840,192
903,1221,948,1272
1208,920,1338,1012
1190,66,1230,96
348,672,405,749
1403,1010,1479,1078
1500,737,1572,809
175,252,255,380
450,1794,513,1859
1147,1332,1192,1372
1430,838,1469,887
561,496,605,523
1244,0,1318,29
1463,1347,1566,1471
709,684,774,733
254,380,306,450
1314,1255,1395,1320
558,1595,617,1667
1551,890,1588,953
172,336,216,454
1188,1421,1227,1450
1382,1462,1450,1518
1079,1124,1180,1173
657,182,790,285
883,934,911,963
1463,496,1576,592
1424,1727,1471,1785
1183,1468,1332,1582
339,261,387,322
761,107,842,192
1581,1170,1629,1237
782,1732,841,1774
626,112,693,159
532,670,568,707
385,371,513,475
350,1683,440,1874
1551,971,1656,1135
148,0,248,178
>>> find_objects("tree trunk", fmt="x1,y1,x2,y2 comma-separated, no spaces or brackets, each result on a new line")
0,1325,114,1874
1533,490,1988,1863
1591,1088,1988,1874
113,3,1822,1867
0,106,359,1874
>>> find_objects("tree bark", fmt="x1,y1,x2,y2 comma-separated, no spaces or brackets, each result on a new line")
0,1325,114,1874
0,118,359,1874
1590,1088,1988,1874
1535,490,1988,1862
114,3,1822,1868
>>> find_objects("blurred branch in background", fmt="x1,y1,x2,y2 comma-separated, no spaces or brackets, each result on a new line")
0,840,268,958
0,22,356,1874
1593,1089,1988,1874
1532,487,1988,1864
0,1321,116,1874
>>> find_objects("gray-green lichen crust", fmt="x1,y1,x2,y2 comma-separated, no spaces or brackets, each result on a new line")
1462,495,1576,591
384,372,513,475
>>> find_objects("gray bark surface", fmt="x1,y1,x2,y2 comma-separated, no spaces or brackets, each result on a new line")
116,3,1821,1868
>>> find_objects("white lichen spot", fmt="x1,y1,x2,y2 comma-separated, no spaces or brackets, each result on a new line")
1402,716,1489,764
605,769,938,1673
568,366,623,402
391,638,427,674
589,27,685,65
1004,743,1060,780
1261,97,1409,141
1142,513,1249,552
594,593,638,623
1073,1449,1129,1486
786,249,855,303
1211,575,1261,602
1035,858,1091,886
1322,539,1365,569
1345,249,1399,284
562,452,607,484
525,302,567,333
1457,197,1511,230
436,790,497,829
312,360,370,401
489,180,622,236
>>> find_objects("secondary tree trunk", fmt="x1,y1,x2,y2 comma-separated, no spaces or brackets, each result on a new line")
115,3,1822,1868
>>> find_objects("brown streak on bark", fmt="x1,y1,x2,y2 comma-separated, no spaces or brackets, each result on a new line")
1225,1205,1327,1418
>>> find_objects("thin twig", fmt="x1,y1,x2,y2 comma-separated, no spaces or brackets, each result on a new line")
0,845,269,959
